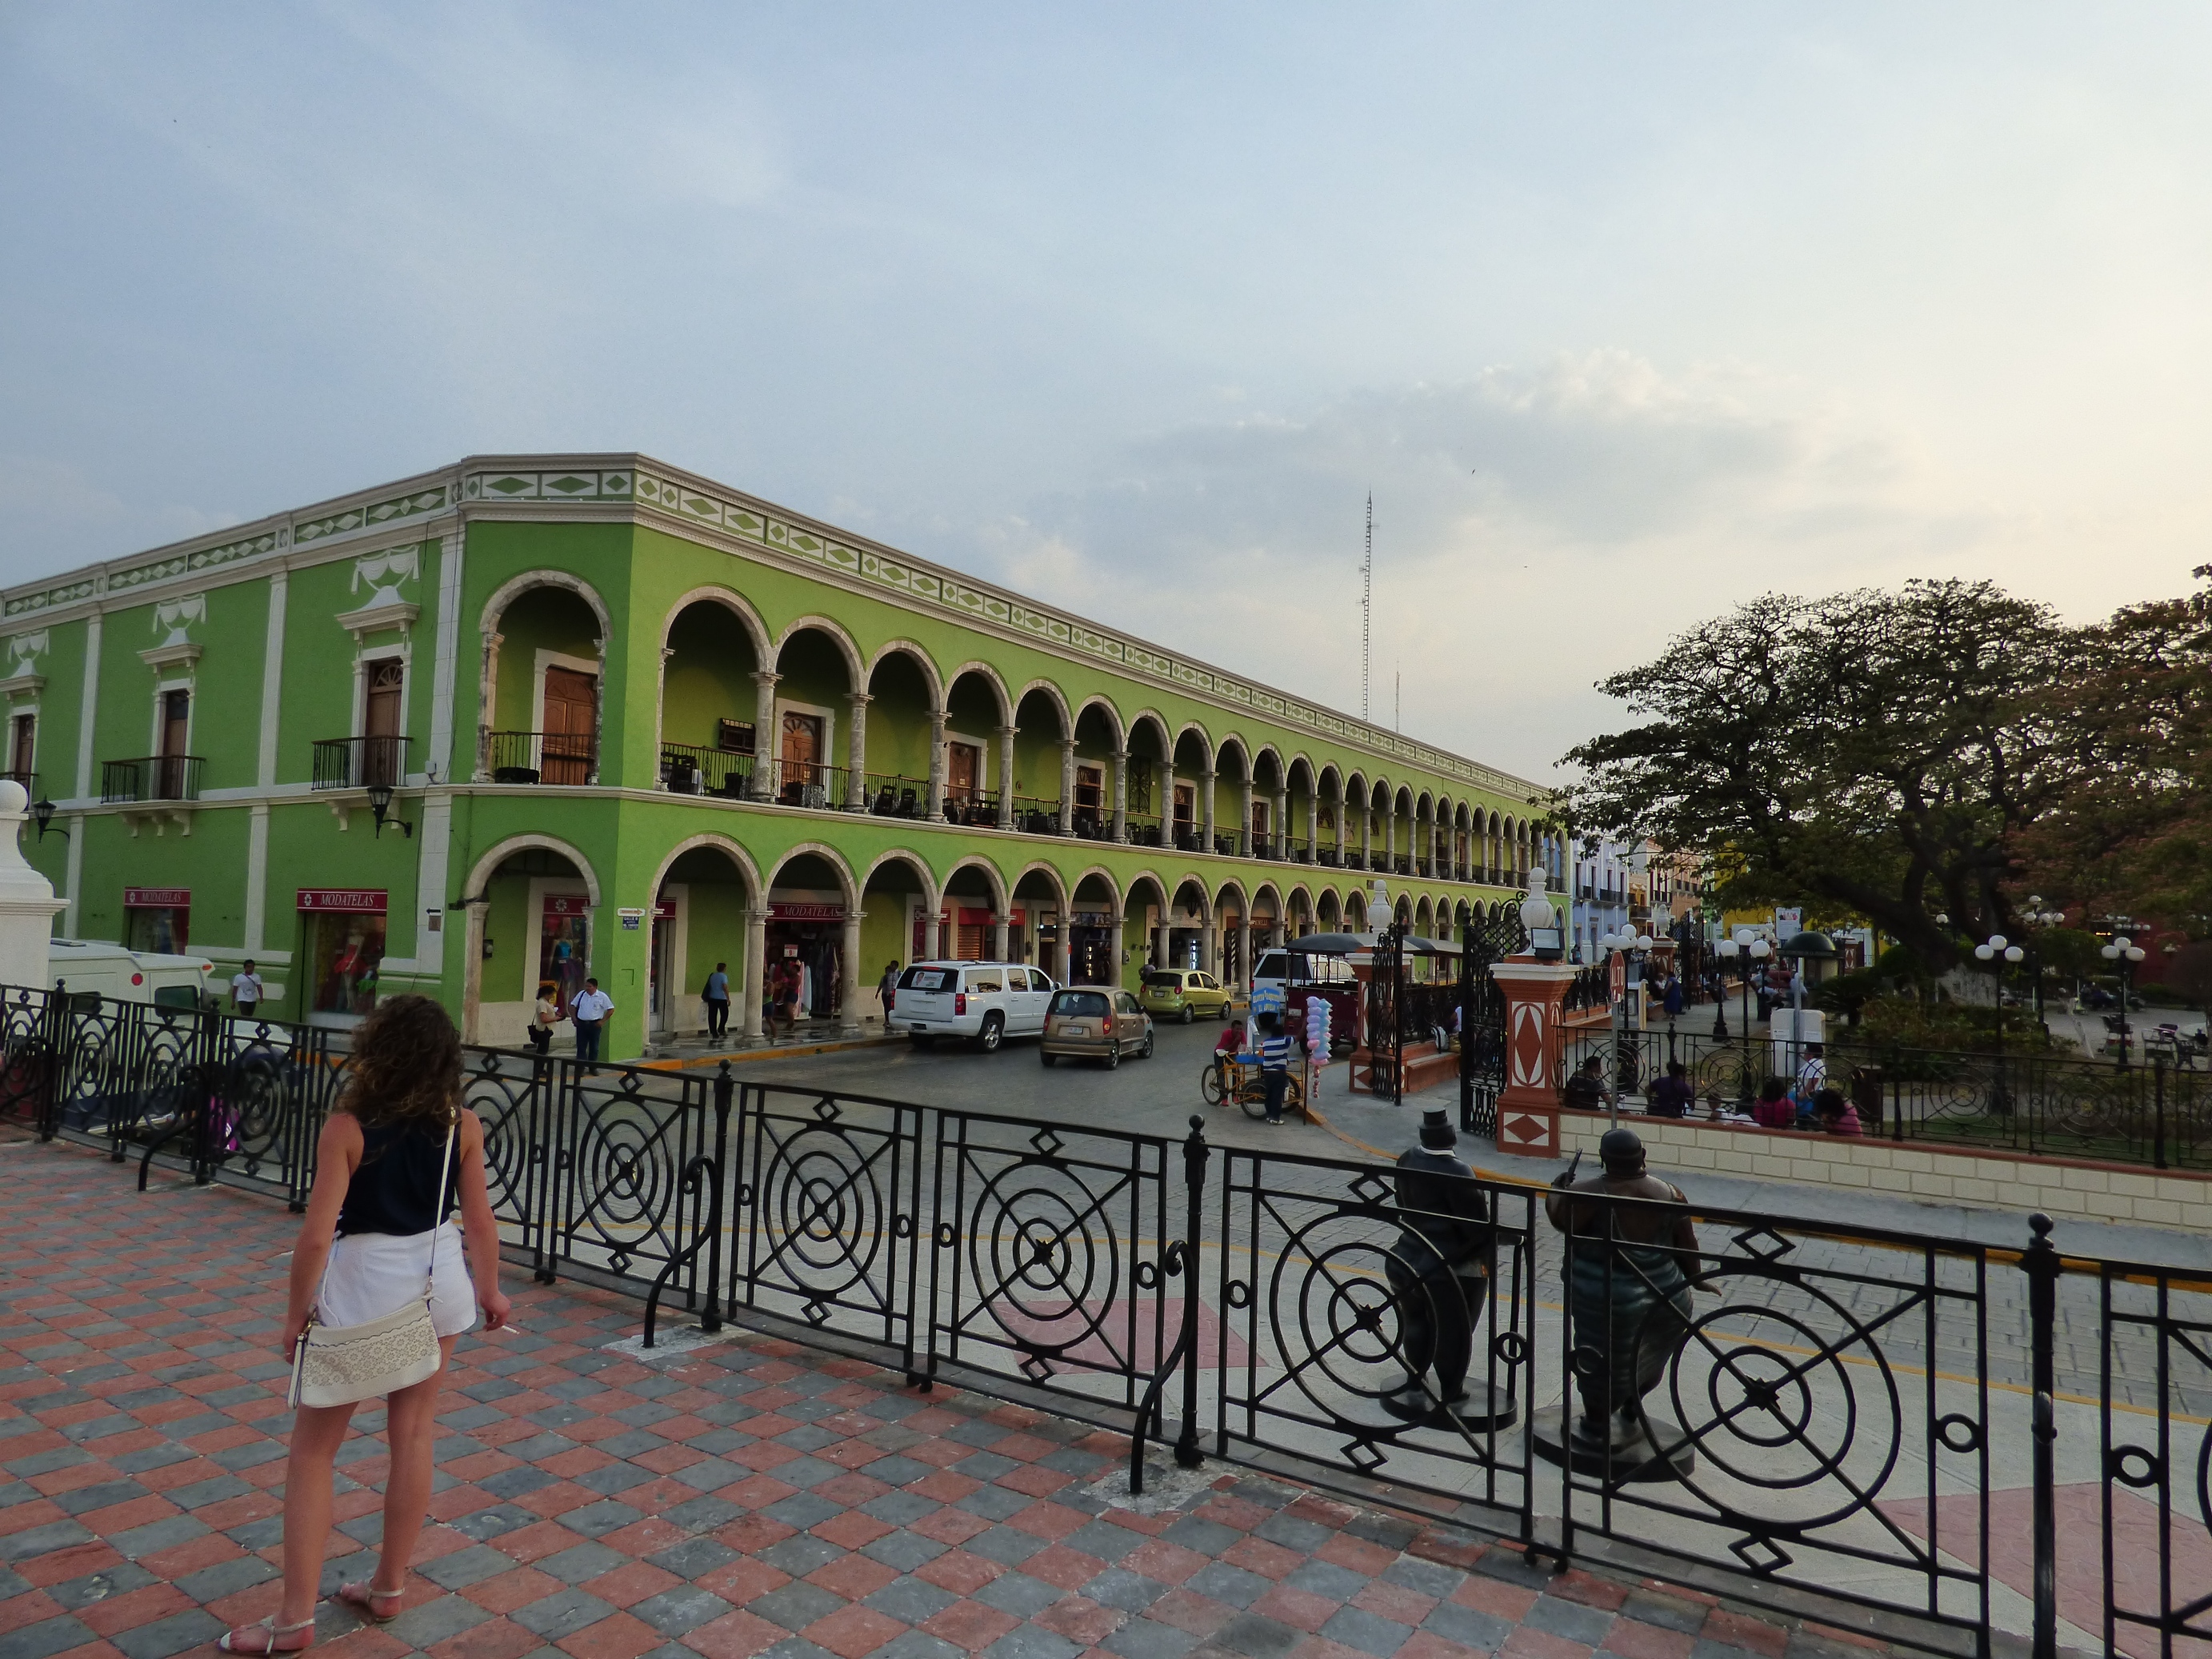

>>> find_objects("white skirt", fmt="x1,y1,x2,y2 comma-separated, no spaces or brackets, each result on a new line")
322,1221,478,1339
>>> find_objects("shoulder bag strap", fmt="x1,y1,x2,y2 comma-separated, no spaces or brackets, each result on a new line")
424,1115,458,1296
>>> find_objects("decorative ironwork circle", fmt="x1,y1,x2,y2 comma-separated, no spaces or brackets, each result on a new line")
1225,1278,1252,1309
1934,1413,1982,1455
1492,1330,1528,1366
2110,1445,2162,1489
1134,1261,1160,1290
966,1158,1122,1358
762,1126,886,1298
1651,1266,1904,1534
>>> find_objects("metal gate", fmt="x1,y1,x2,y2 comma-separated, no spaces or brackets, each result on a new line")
1459,906,1522,1137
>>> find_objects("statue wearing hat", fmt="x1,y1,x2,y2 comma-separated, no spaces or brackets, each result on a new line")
1540,1128,1699,1476
1382,1105,1503,1425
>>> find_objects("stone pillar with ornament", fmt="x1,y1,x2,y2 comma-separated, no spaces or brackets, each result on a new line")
1490,871,1574,1158
0,782,64,990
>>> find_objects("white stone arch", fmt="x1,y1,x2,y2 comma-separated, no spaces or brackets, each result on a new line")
655,588,776,779
1414,895,1434,934
1213,877,1250,916
662,585,772,665
1011,676,1074,738
865,639,946,711
1213,734,1253,781
1070,694,1126,751
632,832,766,1056
458,832,602,1044
1250,742,1286,786
773,614,867,690
1124,709,1176,761
1167,873,1214,926
943,660,1016,724
859,846,943,913
941,851,1014,913
1066,863,1124,925
764,840,861,908
475,570,612,783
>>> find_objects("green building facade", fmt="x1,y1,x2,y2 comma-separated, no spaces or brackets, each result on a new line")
2,454,1560,1060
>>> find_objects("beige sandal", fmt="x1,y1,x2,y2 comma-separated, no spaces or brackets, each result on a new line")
218,1614,317,1653
334,1582,404,1622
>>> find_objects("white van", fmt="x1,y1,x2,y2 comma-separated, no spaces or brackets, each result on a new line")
894,961,1058,1053
46,939,216,1011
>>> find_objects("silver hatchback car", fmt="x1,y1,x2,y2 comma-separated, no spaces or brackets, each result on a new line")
1040,987,1154,1069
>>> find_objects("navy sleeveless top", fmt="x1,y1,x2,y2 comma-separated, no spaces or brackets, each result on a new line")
338,1117,460,1237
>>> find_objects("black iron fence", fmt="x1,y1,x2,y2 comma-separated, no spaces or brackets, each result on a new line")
5,983,2207,1657
1560,1023,2212,1170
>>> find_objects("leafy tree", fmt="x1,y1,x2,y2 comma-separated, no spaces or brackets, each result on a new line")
1564,580,2077,973
2018,569,2212,923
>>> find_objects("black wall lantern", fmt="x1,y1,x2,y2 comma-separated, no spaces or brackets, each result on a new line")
30,798,65,841
365,782,412,838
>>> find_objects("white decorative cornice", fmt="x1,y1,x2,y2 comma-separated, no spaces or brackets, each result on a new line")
334,599,420,641
139,642,202,672
0,674,44,699
3,452,1550,803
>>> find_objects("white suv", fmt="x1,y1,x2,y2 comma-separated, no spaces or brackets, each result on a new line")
894,961,1059,1053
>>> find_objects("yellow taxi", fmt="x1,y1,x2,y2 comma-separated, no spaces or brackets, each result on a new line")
1138,967,1234,1024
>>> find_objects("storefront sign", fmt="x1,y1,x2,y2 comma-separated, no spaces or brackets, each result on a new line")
543,894,590,917
618,907,646,930
770,902,844,922
123,887,190,908
298,889,387,914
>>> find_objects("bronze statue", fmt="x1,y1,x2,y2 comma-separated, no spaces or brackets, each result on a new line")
1384,1106,1499,1424
1542,1128,1698,1473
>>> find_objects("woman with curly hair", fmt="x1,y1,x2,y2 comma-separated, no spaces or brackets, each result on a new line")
220,996,510,1653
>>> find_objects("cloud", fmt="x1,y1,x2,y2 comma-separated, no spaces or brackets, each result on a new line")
949,354,2007,781
0,457,234,581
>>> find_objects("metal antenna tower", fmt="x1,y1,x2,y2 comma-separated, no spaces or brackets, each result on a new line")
1361,493,1372,722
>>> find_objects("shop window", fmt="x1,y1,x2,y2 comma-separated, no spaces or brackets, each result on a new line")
717,718,755,754
1173,784,1194,830
297,892,389,1018
8,712,33,782
125,895,190,953
540,895,591,1017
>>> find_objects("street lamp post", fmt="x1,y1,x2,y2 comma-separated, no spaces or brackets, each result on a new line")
1598,922,1654,1129
2020,897,2065,1026
2100,933,2148,1066
1972,933,2026,1113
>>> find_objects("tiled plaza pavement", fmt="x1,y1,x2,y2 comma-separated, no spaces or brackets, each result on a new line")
0,1136,1904,1659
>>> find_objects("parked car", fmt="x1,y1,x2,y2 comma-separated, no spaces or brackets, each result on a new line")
894,961,1058,1052
1041,988,1154,1068
1138,968,1234,1024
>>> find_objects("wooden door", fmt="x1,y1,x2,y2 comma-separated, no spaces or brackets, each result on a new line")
780,711,823,799
158,690,190,799
363,660,403,786
947,741,979,806
9,714,32,782
542,667,595,785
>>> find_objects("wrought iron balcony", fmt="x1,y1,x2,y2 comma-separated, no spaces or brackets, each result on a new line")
486,730,595,786
660,743,755,798
312,736,410,791
102,756,203,804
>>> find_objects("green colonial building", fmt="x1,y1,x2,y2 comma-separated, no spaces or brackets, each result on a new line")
2,454,1561,1060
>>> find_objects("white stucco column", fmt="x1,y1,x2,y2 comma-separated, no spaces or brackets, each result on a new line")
1275,789,1290,860
993,913,1011,961
1308,794,1320,862
1058,740,1075,836
1360,802,1372,867
1160,760,1175,844
839,909,864,1037
1200,921,1217,977
742,907,768,1044
1201,769,1217,853
1108,912,1125,993
995,726,1017,830
1386,810,1398,870
0,783,65,990
1110,749,1127,844
844,693,870,810
922,901,942,961
926,709,949,821
749,672,780,801
1054,917,1073,985
1239,778,1254,857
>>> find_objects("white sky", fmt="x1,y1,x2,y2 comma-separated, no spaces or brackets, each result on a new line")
3,2,2208,782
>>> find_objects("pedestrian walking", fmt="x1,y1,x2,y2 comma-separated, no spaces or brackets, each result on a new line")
571,977,613,1066
878,960,901,1021
217,997,509,1654
702,961,730,1042
1257,1013,1294,1124
528,981,557,1056
232,959,266,1020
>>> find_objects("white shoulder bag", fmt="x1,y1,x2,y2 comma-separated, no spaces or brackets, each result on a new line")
288,1117,457,1409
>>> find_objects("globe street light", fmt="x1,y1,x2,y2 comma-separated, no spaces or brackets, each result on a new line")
1598,922,1654,1126
1972,933,2025,1111
2018,897,2066,1024
2101,933,2148,1066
